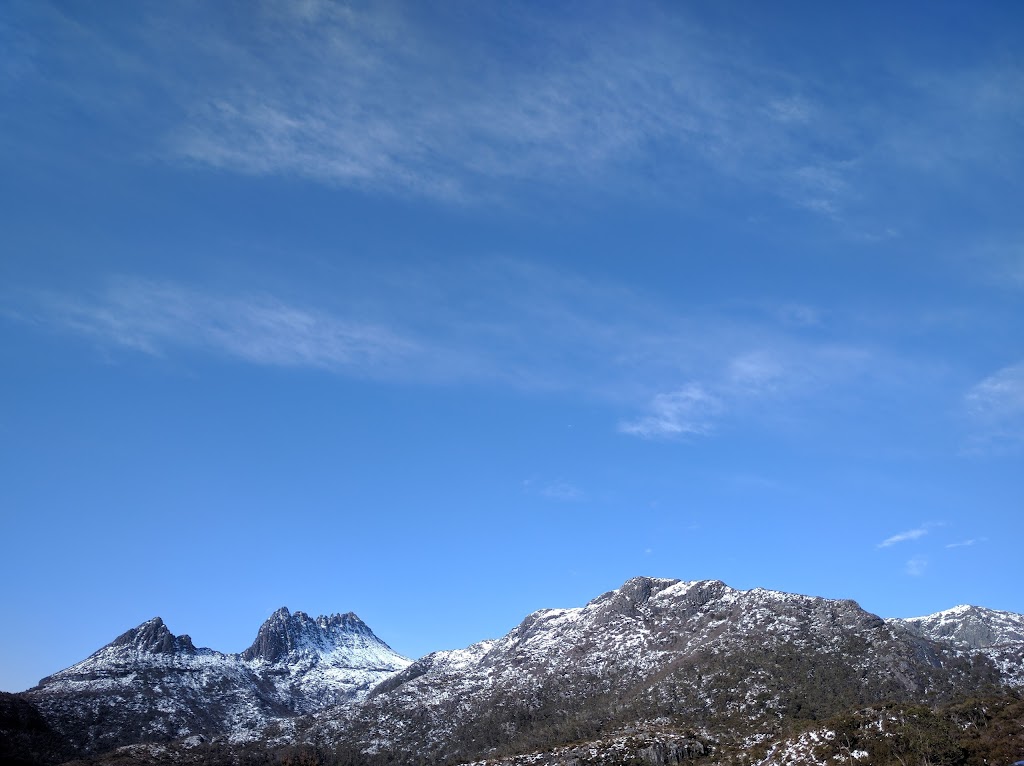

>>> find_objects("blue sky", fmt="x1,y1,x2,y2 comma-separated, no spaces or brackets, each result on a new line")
1,0,1022,693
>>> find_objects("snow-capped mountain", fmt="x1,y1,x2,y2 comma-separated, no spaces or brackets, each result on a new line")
891,604,1024,649
243,607,412,712
320,577,1007,765
889,604,1024,687
23,608,409,754
10,578,1024,766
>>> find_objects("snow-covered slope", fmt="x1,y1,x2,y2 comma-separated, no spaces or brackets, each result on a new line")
891,604,1024,649
243,607,412,711
889,604,1024,687
321,577,999,764
24,608,410,753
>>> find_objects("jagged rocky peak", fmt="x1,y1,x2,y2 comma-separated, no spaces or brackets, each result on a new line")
586,577,731,622
107,616,195,655
241,606,390,663
589,576,680,609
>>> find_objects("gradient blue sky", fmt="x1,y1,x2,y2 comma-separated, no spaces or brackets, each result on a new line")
2,1,1023,693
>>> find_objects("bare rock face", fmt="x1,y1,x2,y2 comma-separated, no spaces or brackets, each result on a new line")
244,607,312,662
108,617,196,655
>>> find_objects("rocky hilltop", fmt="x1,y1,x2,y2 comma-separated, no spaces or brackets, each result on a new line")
891,604,1024,688
321,578,1006,764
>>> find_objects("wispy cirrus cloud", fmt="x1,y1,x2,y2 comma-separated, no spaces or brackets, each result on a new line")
166,6,1024,223
617,349,792,439
14,265,859,397
169,3,776,201
618,383,724,439
877,527,929,548
10,262,926,449
170,12,748,202
616,341,878,441
8,2,1024,228
946,538,985,549
30,278,420,375
0,3,875,214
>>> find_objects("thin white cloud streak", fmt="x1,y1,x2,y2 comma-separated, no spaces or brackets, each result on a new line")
35,279,420,375
946,538,984,549
25,263,698,393
877,528,928,548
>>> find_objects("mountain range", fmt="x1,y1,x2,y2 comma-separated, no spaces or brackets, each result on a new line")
4,577,1023,766
15,607,409,758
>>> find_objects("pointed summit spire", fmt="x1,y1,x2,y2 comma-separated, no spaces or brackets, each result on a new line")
106,617,195,655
